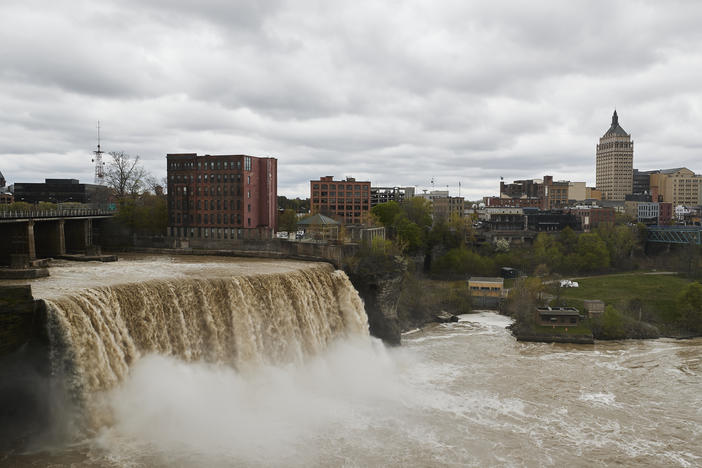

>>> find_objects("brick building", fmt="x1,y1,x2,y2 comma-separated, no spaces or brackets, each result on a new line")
659,202,673,224
167,153,277,240
483,196,541,208
310,176,370,225
543,176,569,209
499,175,570,209
570,206,616,231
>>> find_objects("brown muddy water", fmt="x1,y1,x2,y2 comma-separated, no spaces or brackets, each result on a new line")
1,256,700,467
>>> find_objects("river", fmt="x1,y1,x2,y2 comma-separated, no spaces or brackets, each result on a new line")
2,257,701,467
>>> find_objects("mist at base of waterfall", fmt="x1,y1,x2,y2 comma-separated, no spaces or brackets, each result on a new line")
91,336,404,467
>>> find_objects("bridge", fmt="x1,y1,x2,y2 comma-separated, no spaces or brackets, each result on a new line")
0,209,114,266
646,225,702,245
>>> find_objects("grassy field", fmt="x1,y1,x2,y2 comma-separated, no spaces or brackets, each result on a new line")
558,273,693,324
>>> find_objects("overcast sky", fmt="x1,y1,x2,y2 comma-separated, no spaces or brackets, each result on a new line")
1,0,701,200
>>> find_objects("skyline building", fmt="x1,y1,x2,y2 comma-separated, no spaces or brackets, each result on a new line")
310,176,371,225
166,153,277,241
596,110,634,201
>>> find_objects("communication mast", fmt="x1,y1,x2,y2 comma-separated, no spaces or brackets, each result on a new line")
92,121,105,184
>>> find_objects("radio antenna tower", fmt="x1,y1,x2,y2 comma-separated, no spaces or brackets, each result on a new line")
92,121,105,184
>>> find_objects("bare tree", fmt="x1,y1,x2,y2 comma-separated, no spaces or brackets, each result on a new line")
105,151,147,200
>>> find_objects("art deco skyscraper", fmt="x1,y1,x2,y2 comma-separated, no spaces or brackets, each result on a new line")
596,110,633,200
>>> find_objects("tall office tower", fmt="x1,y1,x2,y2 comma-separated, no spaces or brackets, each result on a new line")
596,110,634,200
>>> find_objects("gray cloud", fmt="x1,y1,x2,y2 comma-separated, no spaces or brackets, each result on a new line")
1,0,701,201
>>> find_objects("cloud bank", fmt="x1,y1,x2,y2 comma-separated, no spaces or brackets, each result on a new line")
1,0,701,199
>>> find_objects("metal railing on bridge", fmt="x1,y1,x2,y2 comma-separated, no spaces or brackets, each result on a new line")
0,208,116,220
647,225,702,245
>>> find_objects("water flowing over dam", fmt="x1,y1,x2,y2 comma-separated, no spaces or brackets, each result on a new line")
45,265,368,403
1,256,370,446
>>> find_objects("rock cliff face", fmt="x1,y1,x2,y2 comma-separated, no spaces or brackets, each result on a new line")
0,286,40,357
345,256,407,345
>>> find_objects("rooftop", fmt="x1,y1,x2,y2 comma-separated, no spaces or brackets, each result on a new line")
468,277,504,284
297,213,340,225
602,110,629,137
537,307,580,316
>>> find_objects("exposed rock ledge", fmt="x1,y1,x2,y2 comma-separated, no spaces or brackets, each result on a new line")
345,256,407,346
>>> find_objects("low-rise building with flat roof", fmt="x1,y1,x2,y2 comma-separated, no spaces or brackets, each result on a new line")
537,307,581,326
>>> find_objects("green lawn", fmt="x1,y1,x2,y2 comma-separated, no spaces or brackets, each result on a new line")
558,273,693,323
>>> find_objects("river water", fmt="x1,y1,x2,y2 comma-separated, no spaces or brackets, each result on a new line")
2,257,701,467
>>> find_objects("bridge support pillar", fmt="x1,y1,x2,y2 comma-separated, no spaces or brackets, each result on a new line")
65,219,90,253
26,220,36,261
57,219,66,255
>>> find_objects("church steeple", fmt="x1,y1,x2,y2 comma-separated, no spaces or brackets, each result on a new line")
612,109,618,126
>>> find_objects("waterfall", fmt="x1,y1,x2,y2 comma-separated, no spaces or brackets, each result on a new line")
42,264,368,419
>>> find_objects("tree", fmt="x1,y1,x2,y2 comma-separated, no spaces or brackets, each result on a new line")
596,224,635,266
575,233,610,273
676,282,702,333
278,209,298,233
394,214,424,253
403,197,433,229
532,233,563,272
371,201,402,227
105,151,148,200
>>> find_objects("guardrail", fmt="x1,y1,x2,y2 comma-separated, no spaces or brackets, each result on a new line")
0,209,116,219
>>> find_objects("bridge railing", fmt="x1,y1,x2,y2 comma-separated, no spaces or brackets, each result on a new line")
647,225,701,231
0,208,116,219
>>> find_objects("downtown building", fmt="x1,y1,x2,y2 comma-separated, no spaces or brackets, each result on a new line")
596,110,634,200
12,178,111,205
649,167,702,207
167,153,277,241
370,186,415,207
310,176,371,225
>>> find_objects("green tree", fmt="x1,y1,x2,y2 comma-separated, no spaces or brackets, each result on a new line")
278,209,298,232
532,233,563,272
558,227,578,252
575,233,610,273
395,214,424,253
676,282,702,333
371,201,402,227
403,197,433,229
596,224,635,266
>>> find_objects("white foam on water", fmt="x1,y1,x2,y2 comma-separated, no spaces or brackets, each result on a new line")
578,391,619,407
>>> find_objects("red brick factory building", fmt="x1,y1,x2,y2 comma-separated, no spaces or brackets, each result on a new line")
167,153,277,242
310,176,371,225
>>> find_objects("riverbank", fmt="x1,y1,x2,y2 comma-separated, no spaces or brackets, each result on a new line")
556,272,700,338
